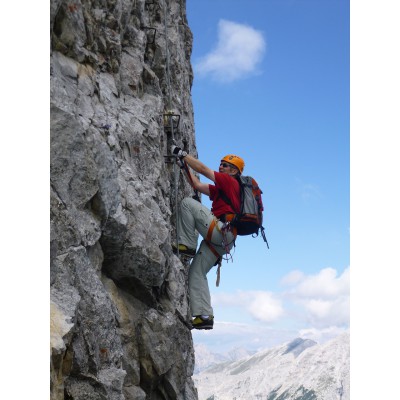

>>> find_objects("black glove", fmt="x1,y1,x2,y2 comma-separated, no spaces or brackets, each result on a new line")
171,145,188,159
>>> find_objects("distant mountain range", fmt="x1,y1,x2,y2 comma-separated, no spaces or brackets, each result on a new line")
194,344,256,374
194,332,349,400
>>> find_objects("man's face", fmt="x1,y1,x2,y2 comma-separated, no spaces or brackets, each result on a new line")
219,162,238,175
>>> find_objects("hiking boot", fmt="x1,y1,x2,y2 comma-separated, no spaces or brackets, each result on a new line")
172,243,196,257
191,316,214,330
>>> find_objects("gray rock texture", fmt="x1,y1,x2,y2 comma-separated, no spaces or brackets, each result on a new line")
50,0,198,399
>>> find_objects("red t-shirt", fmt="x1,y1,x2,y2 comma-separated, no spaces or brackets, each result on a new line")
209,172,241,218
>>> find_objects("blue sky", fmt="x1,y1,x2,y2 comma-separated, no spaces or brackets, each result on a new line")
186,0,350,352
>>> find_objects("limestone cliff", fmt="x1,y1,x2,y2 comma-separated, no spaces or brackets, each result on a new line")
50,0,198,398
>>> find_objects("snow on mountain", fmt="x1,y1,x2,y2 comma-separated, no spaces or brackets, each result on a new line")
194,344,255,374
193,332,349,400
194,344,230,374
227,347,256,362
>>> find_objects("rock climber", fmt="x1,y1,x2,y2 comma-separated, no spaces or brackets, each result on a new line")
170,145,245,330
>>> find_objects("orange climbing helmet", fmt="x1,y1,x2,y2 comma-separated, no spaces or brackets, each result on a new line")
221,154,245,174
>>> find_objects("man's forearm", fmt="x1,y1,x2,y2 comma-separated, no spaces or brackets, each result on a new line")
184,155,205,173
184,155,214,182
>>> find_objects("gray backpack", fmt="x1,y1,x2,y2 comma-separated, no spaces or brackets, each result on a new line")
221,175,268,246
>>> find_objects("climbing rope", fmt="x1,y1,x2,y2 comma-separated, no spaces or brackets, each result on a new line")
178,158,200,202
162,0,181,255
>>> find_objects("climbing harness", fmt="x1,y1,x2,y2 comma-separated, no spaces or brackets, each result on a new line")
204,215,237,287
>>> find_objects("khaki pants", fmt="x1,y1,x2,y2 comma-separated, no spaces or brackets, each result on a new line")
177,197,235,316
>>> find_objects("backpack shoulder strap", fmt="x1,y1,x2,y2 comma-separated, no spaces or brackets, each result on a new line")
218,188,233,206
218,174,242,211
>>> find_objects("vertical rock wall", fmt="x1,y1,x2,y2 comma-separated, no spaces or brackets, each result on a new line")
50,0,198,399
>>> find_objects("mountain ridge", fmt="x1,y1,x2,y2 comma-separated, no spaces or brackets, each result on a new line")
194,332,349,400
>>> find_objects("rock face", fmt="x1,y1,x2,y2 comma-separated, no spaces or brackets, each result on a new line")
50,0,198,399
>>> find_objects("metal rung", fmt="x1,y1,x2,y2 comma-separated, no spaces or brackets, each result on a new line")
163,113,180,132
164,155,177,164
141,26,157,44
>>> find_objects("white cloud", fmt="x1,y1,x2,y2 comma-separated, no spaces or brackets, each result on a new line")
305,298,333,319
192,321,299,353
192,321,349,355
247,292,284,322
282,267,350,327
195,19,266,82
212,290,283,323
285,267,350,299
212,267,349,328
207,267,349,353
191,266,350,356
281,270,304,286
308,295,349,326
299,326,348,344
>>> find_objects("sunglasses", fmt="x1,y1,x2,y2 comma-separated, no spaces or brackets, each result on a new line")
220,162,232,168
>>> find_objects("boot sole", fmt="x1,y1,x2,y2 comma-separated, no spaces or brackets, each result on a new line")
173,250,196,258
190,325,214,330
